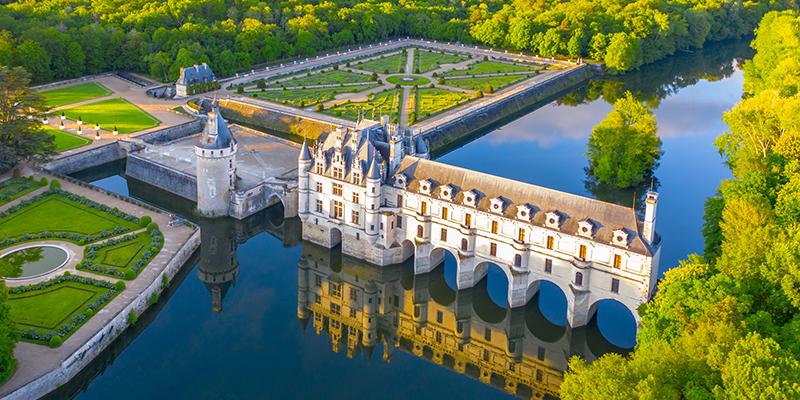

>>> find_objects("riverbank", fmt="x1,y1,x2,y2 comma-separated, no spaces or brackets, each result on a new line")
0,167,200,400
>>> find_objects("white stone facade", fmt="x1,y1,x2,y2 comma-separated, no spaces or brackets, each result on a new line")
298,125,660,329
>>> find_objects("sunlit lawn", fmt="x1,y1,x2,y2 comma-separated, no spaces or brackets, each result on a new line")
250,85,376,107
415,88,472,122
323,89,401,120
62,98,161,134
355,53,405,73
416,49,467,72
40,82,113,108
44,126,92,152
444,74,529,91
0,177,45,206
265,70,371,87
443,61,539,76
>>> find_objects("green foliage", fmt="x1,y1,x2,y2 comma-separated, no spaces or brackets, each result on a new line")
474,90,483,98
316,103,324,111
11,169,20,178
256,79,266,89
123,269,136,280
146,222,158,232
585,92,662,188
39,177,47,185
49,179,60,189
0,67,56,171
236,86,244,94
115,281,126,291
139,215,152,228
0,281,19,381
85,308,93,317
485,85,493,94
162,273,170,289
64,271,70,276
127,309,138,325
49,336,62,348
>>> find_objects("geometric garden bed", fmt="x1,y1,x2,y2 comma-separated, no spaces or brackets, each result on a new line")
78,228,164,280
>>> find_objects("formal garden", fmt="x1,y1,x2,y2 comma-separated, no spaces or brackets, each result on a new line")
443,74,530,91
442,60,540,76
0,178,164,347
61,98,161,134
43,126,92,152
322,88,402,121
40,82,113,108
415,49,468,72
250,85,378,108
412,88,472,124
264,69,371,88
354,52,406,73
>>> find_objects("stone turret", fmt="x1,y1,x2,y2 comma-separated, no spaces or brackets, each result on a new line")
365,155,381,243
297,138,313,221
195,103,237,217
642,190,659,245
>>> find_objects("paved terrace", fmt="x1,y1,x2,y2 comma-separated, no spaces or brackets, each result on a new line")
0,167,197,398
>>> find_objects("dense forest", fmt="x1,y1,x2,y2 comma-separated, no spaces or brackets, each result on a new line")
562,10,800,399
0,0,796,84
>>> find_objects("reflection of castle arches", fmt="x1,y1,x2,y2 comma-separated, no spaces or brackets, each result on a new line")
525,293,567,343
472,261,512,308
586,297,638,348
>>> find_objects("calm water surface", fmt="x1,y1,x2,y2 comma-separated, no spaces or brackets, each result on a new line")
52,40,750,400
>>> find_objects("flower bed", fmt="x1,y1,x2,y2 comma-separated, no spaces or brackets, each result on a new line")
79,228,164,278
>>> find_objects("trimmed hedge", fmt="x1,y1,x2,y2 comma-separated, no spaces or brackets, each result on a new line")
79,228,163,278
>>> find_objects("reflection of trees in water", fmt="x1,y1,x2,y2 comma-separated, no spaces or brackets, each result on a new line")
0,247,45,278
583,170,661,218
559,39,754,107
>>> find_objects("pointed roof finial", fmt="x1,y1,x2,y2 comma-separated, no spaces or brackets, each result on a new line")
299,135,312,161
650,177,654,192
367,153,381,180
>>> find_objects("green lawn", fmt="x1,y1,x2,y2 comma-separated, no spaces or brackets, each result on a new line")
443,61,539,76
355,53,406,73
0,178,44,206
386,75,431,86
172,106,190,115
416,50,467,72
415,88,472,123
0,196,139,240
44,126,92,152
62,98,161,134
266,70,371,87
249,85,377,107
40,83,113,108
9,283,102,329
99,231,157,268
323,89,402,121
444,74,529,91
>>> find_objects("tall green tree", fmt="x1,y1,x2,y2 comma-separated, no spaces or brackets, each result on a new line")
585,91,663,188
0,66,56,172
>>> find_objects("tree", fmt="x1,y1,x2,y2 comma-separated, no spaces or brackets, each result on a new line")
0,281,20,382
585,92,662,188
605,32,642,74
66,42,86,78
0,66,56,172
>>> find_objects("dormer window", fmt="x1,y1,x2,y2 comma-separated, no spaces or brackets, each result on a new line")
440,184,455,201
352,172,362,185
545,212,561,229
517,205,532,221
394,174,408,189
612,229,629,247
315,162,324,174
420,179,433,195
578,220,594,238
490,198,504,214
463,190,479,207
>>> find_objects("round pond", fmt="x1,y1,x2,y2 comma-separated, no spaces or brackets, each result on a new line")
0,246,69,279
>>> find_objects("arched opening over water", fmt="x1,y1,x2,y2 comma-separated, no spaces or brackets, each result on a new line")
584,312,634,359
525,280,568,327
430,247,458,290
589,299,638,348
471,279,506,325
473,261,510,309
264,197,285,227
427,249,458,306
524,291,567,343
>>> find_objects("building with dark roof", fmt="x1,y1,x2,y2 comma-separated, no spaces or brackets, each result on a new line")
195,102,237,217
176,63,217,97
297,121,661,331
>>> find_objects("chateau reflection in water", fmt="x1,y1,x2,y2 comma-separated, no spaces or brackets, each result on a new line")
297,239,629,399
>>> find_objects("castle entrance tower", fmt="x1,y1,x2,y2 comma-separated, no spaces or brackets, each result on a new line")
195,103,237,217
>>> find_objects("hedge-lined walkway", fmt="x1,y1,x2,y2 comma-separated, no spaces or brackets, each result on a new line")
0,166,197,398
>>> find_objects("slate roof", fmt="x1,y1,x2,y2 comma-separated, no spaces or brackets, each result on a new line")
393,157,653,256
178,63,215,86
197,106,235,150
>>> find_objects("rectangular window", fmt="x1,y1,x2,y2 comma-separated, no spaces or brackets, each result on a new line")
397,215,403,228
536,370,543,382
315,200,323,213
352,192,360,204
314,294,321,304
330,303,341,316
483,349,490,361
333,167,343,179
538,346,546,361
575,272,583,286
440,228,447,241
484,328,492,341
351,210,360,224
315,162,323,174
316,182,323,192
437,311,443,323
436,331,442,343
421,201,427,215
491,221,498,234
315,275,322,287
579,245,587,260
546,236,554,250
465,214,472,227
417,225,424,238
611,278,620,293
330,283,342,298
397,194,403,207
353,172,361,184
333,201,343,219
332,183,342,197
545,259,552,273
349,308,357,318
349,288,358,301
442,207,449,220
490,243,497,256
613,254,622,269
518,229,526,242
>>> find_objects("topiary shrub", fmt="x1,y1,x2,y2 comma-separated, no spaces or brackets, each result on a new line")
124,269,136,280
40,176,48,185
151,246,159,253
415,68,420,74
316,103,324,111
399,67,405,73
346,62,350,67
12,168,21,178
85,309,94,317
50,179,61,189
299,100,305,108
115,281,126,291
139,216,152,228
256,79,266,89
483,55,488,61
486,85,494,94
474,90,484,98
64,271,71,276
432,72,438,78
76,263,83,269
49,336,62,348
237,86,244,94
147,222,158,231
429,83,435,88
395,84,401,89
377,79,382,85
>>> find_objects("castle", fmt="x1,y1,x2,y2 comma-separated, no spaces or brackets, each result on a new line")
297,119,661,329
176,63,217,97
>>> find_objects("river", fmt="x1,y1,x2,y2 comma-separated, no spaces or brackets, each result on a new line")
46,39,752,400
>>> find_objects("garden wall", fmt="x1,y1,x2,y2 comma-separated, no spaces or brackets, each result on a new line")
125,154,198,201
218,99,349,139
133,120,204,145
2,229,201,400
44,142,127,175
419,64,591,152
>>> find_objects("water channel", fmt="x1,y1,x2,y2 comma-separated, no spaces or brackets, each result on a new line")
46,39,752,400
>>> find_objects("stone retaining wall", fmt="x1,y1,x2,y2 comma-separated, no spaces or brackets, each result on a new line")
125,154,198,201
420,64,590,152
133,120,204,145
44,142,127,175
1,229,201,400
218,99,340,139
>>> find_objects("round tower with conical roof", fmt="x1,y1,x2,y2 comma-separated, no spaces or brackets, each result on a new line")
297,138,313,221
195,103,237,217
